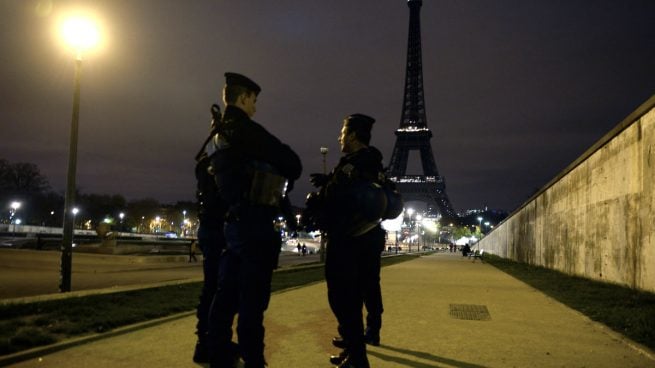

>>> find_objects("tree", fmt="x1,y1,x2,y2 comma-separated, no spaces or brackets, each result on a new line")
77,193,127,228
0,159,50,197
1,159,52,224
127,198,162,233
453,225,473,240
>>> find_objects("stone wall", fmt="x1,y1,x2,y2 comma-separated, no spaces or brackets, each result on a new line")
479,95,655,293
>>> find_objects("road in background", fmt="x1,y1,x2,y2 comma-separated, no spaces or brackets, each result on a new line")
0,248,319,300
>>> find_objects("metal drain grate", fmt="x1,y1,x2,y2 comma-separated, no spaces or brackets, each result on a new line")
449,304,491,321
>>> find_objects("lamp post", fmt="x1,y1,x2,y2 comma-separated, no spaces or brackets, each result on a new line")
320,147,328,175
319,146,328,262
9,201,21,236
182,210,187,236
406,208,415,252
59,15,99,292
416,214,423,251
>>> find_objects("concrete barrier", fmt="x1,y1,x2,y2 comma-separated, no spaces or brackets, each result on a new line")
479,95,655,293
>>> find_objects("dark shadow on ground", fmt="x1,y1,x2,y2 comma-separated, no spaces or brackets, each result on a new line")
368,344,488,368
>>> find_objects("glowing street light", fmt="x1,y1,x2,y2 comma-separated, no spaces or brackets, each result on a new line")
9,201,21,222
319,146,329,263
9,201,22,237
59,14,100,293
61,17,100,58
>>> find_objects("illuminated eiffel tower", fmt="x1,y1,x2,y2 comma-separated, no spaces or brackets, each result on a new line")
387,0,458,220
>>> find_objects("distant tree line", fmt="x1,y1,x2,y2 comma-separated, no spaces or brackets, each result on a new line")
0,158,196,233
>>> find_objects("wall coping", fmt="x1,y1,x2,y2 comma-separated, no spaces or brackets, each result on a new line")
491,93,655,231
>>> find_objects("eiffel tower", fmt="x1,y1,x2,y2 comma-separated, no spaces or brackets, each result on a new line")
387,0,458,220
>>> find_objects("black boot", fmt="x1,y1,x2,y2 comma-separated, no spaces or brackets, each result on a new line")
337,353,370,368
329,349,348,365
193,339,210,363
209,342,240,368
332,336,348,349
364,328,380,346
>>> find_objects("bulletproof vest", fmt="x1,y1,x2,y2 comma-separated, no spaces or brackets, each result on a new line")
209,131,246,206
246,161,288,207
209,130,287,208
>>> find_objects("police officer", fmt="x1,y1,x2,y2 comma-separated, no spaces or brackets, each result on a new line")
310,114,387,368
192,105,229,363
207,72,302,368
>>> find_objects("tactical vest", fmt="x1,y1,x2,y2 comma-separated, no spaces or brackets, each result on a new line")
209,122,287,208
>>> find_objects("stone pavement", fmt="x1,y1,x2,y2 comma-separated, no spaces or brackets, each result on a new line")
4,253,654,368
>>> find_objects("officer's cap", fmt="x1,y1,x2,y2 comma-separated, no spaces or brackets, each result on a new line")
344,113,375,132
224,72,261,95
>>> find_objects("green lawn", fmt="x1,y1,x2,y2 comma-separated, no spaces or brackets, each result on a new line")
484,254,655,351
0,254,418,356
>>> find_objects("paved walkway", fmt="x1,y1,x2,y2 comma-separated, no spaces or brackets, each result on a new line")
4,253,654,367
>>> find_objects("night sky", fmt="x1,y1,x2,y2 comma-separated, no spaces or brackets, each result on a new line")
2,0,654,214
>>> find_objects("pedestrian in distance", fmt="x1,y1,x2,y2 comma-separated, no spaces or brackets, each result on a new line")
307,113,395,368
188,239,199,263
207,72,302,368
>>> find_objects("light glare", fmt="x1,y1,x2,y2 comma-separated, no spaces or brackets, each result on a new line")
62,17,99,52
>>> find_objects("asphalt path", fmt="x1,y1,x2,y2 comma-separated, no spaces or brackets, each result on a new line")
0,248,320,300
4,253,654,368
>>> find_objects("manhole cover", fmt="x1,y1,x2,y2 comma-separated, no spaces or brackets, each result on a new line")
449,304,491,321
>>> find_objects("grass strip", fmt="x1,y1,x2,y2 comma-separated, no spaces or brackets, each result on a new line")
484,254,655,351
0,254,417,356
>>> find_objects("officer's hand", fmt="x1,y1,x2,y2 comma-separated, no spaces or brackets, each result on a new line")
310,173,328,188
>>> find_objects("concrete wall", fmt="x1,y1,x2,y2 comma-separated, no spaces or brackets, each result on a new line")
479,95,655,293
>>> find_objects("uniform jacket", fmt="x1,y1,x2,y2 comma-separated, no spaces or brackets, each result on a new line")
210,105,302,207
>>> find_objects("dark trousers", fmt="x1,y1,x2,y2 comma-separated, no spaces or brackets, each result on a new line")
325,227,385,355
208,211,279,367
196,217,225,341
364,243,383,333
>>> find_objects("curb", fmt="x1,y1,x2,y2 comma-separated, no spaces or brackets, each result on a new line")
0,311,194,367
0,254,417,366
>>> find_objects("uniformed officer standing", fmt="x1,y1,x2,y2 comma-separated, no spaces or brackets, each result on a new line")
192,105,229,363
309,114,387,368
207,73,302,368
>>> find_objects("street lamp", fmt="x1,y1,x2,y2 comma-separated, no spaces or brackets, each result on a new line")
406,208,415,252
320,147,329,175
9,201,21,235
59,14,100,293
416,214,423,251
71,207,79,247
319,146,329,262
182,210,187,236
477,216,483,235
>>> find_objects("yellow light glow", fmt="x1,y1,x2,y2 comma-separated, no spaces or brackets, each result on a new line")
61,16,100,53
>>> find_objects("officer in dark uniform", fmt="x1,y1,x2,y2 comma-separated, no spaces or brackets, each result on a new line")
207,72,302,368
192,105,229,363
309,114,387,368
